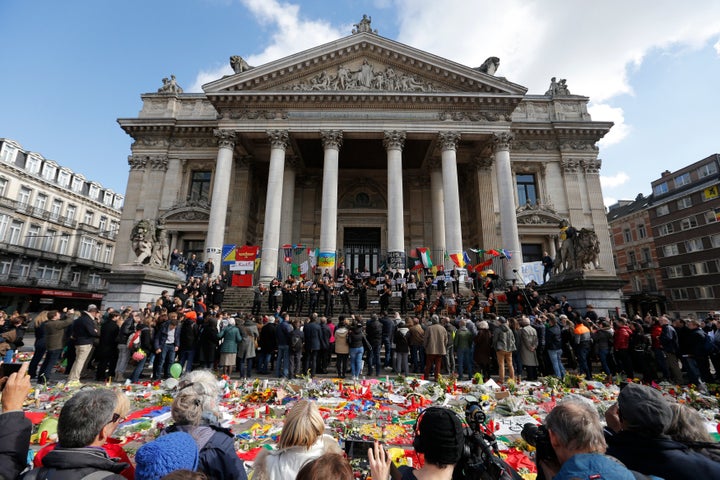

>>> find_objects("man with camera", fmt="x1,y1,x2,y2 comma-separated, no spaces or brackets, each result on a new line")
526,399,640,480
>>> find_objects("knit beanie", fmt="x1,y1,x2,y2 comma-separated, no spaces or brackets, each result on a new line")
134,431,199,480
415,407,465,465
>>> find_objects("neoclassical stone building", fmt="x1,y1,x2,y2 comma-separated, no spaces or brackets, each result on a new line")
116,19,614,283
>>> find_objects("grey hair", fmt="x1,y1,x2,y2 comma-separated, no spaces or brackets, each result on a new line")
172,370,221,426
544,400,606,453
667,402,713,444
58,389,118,448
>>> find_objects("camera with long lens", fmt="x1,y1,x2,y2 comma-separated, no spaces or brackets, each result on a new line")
453,397,521,480
521,423,558,480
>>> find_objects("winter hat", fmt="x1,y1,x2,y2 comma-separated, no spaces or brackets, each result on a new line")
134,431,199,480
414,407,465,465
478,321,489,330
497,316,507,324
618,383,673,435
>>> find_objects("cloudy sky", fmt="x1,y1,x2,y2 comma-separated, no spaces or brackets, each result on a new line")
2,0,720,207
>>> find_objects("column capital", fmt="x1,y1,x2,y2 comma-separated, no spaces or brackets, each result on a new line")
128,155,147,171
471,155,494,171
213,129,237,149
267,130,290,149
320,130,343,150
383,130,406,150
581,158,602,174
492,132,514,152
561,157,580,174
149,155,169,171
438,131,461,151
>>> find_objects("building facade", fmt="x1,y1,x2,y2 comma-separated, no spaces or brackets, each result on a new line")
116,21,614,284
649,154,720,317
607,194,666,316
0,138,123,312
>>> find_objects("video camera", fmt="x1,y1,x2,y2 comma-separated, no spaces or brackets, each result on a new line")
453,397,522,480
521,423,558,480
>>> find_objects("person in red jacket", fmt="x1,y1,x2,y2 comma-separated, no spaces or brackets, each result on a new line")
613,318,634,378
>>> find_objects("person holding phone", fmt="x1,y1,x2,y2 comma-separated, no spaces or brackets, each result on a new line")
0,361,32,478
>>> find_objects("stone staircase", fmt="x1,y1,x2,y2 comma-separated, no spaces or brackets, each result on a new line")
220,284,508,319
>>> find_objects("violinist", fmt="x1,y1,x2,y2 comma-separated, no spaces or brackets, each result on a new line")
295,280,307,316
268,278,280,312
252,282,266,316
414,292,427,317
357,279,368,311
446,293,458,316
423,275,433,299
340,276,354,314
485,291,497,315
466,289,481,314
429,292,445,315
379,281,391,312
308,281,320,315
407,273,418,303
400,282,408,314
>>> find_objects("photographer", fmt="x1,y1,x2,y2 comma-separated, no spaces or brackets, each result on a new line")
532,399,638,480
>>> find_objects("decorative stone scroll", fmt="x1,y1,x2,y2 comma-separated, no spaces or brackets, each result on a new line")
320,130,343,150
285,60,437,92
560,158,580,174
128,156,147,170
492,132,514,152
149,155,169,171
581,158,602,174
439,111,511,122
438,132,461,152
214,129,236,149
267,130,290,150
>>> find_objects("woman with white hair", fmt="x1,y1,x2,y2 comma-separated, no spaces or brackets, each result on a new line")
217,318,242,377
162,370,247,479
519,316,539,380
252,400,341,480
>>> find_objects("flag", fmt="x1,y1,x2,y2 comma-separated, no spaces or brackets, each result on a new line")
417,247,433,268
469,248,485,255
300,261,309,278
308,248,318,267
474,259,493,270
500,249,512,260
486,249,500,257
715,207,720,222
291,263,300,277
449,253,465,268
283,244,292,263
463,251,472,266
444,250,450,261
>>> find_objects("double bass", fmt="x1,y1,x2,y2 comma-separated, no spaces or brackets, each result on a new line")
414,298,425,315
429,298,441,315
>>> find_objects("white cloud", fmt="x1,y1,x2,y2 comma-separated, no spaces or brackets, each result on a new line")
603,196,617,209
600,171,630,189
189,0,343,92
715,38,720,55
590,103,630,148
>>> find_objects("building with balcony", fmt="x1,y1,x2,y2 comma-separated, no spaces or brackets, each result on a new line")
0,138,123,312
607,194,665,316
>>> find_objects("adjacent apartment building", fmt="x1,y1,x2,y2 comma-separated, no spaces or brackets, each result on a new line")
0,138,123,312
650,154,720,317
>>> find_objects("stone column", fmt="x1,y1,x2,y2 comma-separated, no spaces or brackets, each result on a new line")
319,130,343,274
439,132,463,267
279,156,298,247
472,155,499,255
204,129,236,272
259,130,289,282
384,130,406,269
429,160,446,257
493,132,523,280
582,158,614,273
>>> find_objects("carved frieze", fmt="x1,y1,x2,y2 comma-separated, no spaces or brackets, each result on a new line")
438,132,461,151
560,140,598,151
513,140,557,151
516,202,563,225
128,155,147,170
283,60,439,93
169,138,215,148
561,158,580,174
135,137,170,148
439,111,511,122
320,130,343,150
383,130,406,150
149,155,169,171
218,109,289,120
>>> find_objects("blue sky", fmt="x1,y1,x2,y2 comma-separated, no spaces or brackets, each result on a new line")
2,0,720,207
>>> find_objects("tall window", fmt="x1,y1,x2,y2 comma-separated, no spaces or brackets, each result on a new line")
627,250,637,267
58,234,70,255
25,225,40,248
0,144,18,164
18,262,30,278
25,156,41,174
0,214,8,240
0,260,12,275
51,199,63,220
516,174,537,206
83,210,94,225
43,230,55,251
98,216,107,232
0,177,7,197
641,247,652,263
189,171,212,202
637,223,647,239
104,245,113,264
71,272,80,286
71,177,83,193
34,193,47,211
8,221,23,244
17,186,31,206
88,273,104,287
623,229,632,243
66,205,76,221
57,170,71,188
103,191,113,206
41,163,56,181
79,236,95,259
88,184,100,200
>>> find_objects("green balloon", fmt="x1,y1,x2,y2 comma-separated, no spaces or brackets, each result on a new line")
170,363,182,379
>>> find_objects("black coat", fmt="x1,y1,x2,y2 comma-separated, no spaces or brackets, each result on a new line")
304,321,322,351
0,411,31,480
20,446,127,479
366,319,382,346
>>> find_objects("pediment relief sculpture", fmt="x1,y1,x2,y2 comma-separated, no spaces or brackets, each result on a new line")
516,201,563,225
283,59,439,93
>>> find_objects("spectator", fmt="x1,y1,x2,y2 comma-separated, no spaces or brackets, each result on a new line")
365,314,383,377
492,317,516,384
67,305,101,385
163,370,247,479
592,319,614,380
303,315,323,377
545,314,565,378
0,362,32,479
289,319,304,377
22,389,130,479
348,319,371,380
393,320,410,376
115,310,139,383
659,316,683,384
295,452,353,480
253,400,341,480
95,312,122,382
237,316,258,379
178,311,199,374
572,319,592,378
539,399,637,480
275,313,293,378
197,315,218,370
37,310,74,384
154,313,181,380
473,320,493,382
605,383,720,479
334,316,350,379
519,316,539,381
129,315,155,384
424,315,448,381
27,311,49,379
453,319,473,381
134,431,199,480
257,316,277,375
217,318,242,377
613,318,634,378
666,402,720,462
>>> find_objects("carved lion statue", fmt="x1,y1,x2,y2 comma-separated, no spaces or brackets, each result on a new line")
131,219,155,265
555,225,600,273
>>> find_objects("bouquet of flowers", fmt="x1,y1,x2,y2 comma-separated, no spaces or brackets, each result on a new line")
132,349,147,363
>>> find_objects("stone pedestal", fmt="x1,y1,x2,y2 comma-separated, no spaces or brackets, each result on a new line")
104,264,182,311
538,270,626,318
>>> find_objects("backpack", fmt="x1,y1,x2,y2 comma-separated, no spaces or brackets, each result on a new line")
290,333,303,352
126,330,141,351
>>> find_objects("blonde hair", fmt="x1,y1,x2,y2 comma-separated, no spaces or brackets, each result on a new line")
113,389,130,417
34,311,50,328
278,400,325,449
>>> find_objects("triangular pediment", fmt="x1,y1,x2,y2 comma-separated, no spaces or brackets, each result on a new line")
204,32,527,97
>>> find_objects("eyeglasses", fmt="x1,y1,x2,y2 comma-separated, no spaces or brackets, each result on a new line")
108,413,126,425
